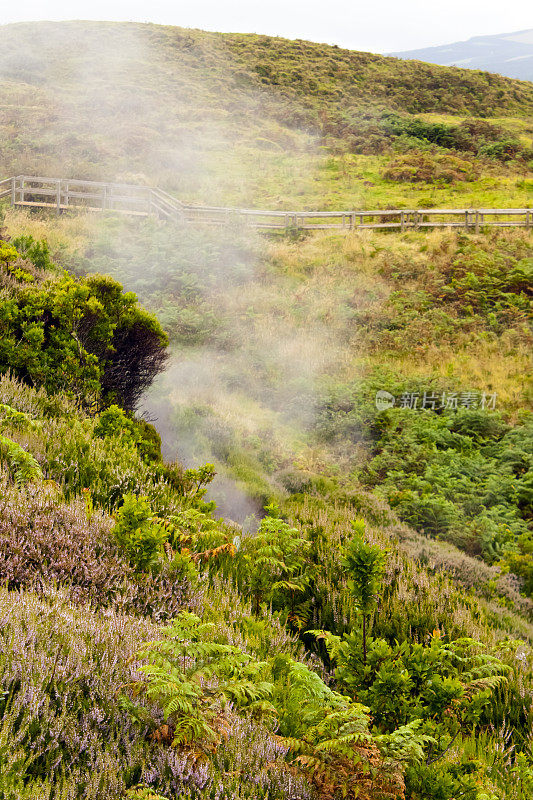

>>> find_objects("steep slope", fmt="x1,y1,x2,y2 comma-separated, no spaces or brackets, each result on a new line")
391,29,533,82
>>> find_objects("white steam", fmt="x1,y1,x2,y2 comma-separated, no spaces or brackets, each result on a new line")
0,20,344,524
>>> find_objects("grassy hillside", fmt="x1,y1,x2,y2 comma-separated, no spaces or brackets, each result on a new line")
0,19,532,800
6,211,530,576
224,30,533,114
0,21,532,209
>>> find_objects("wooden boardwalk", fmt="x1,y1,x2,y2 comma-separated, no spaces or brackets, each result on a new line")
1,175,532,232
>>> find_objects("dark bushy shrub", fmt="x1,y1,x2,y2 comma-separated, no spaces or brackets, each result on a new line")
0,241,168,411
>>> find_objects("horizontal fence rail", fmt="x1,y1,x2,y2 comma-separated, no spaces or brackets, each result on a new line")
2,176,532,232
7,176,155,217
0,177,12,200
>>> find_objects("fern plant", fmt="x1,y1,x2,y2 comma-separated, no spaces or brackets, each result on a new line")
239,513,310,616
374,719,436,768
126,616,402,796
125,612,276,747
0,434,42,485
167,509,238,573
271,654,374,797
341,519,387,664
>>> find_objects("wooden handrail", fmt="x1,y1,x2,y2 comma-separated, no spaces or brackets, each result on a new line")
2,175,532,232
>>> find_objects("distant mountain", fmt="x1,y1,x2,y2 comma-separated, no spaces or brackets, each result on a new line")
390,29,533,81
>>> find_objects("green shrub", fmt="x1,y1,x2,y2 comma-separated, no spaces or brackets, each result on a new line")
112,494,170,572
0,402,41,432
0,244,168,410
11,235,54,271
94,404,162,462
383,150,478,183
126,789,169,800
478,139,526,162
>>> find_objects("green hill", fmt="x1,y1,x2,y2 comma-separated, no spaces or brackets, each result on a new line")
0,20,532,206
0,19,532,800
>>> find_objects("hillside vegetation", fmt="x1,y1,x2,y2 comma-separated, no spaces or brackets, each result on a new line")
0,19,532,800
0,21,532,209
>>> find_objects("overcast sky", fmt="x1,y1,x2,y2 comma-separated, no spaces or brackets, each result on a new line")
0,0,530,53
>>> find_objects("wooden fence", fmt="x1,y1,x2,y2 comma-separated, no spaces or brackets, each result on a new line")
1,175,532,232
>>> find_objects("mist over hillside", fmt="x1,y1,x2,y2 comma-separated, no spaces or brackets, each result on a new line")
391,29,533,81
0,20,532,192
1,19,531,518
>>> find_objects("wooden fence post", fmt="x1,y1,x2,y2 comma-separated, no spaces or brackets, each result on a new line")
3,176,530,233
